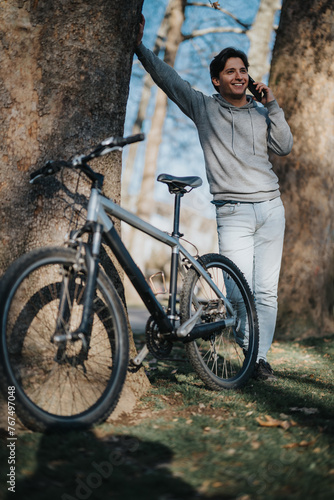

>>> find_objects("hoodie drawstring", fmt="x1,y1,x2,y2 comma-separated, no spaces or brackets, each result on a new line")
228,106,256,157
248,108,256,155
228,108,236,157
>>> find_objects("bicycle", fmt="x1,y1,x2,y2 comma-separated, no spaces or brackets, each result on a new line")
0,133,259,432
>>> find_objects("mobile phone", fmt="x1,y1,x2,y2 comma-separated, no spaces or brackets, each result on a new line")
248,76,263,102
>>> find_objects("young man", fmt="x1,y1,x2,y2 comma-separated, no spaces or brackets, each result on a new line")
135,16,293,379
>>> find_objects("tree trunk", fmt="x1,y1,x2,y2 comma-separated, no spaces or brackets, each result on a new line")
247,0,281,82
122,6,170,200
0,0,150,419
269,0,334,334
134,0,187,224
126,0,187,272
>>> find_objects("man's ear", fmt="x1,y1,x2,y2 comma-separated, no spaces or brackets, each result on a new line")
212,77,219,87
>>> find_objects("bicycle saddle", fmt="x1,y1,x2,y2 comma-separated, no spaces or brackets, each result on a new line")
157,173,202,193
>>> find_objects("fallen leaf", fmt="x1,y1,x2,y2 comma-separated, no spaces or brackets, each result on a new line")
47,459,69,470
256,415,296,430
283,438,317,449
251,440,261,450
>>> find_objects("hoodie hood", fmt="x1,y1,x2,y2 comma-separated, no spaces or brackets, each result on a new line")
213,93,256,110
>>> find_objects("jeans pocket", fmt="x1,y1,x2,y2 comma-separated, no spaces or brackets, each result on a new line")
216,204,237,218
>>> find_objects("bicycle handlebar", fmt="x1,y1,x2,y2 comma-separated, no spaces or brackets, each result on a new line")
30,133,145,184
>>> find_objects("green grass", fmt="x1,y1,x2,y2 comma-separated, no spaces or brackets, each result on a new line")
1,334,333,500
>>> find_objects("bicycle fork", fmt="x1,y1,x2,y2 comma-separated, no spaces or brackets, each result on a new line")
52,223,104,351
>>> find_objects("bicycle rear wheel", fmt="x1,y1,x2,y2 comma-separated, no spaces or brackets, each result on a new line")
0,247,129,431
180,253,259,390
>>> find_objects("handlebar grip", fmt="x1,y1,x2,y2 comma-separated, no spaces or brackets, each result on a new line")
111,133,145,148
123,133,145,145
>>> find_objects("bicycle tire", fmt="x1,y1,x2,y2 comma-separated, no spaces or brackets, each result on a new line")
180,253,259,390
0,247,129,431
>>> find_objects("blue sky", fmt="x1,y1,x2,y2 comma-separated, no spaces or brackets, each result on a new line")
123,0,280,217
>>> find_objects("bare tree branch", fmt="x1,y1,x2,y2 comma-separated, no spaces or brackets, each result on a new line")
182,25,247,40
186,1,251,29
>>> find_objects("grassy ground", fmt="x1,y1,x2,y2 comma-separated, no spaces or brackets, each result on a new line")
0,331,333,500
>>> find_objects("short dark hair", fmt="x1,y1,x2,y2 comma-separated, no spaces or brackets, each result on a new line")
210,47,249,91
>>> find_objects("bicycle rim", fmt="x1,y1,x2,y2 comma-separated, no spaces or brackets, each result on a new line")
0,248,128,431
180,254,258,390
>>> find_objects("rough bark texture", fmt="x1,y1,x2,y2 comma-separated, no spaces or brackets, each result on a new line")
0,0,150,417
269,0,334,335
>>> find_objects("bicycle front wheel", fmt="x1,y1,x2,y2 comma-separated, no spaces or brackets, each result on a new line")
180,253,259,390
0,247,129,431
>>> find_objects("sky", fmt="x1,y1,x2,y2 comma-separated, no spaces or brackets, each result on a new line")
123,0,281,218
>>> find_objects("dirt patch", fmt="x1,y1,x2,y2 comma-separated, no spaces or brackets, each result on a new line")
108,391,230,428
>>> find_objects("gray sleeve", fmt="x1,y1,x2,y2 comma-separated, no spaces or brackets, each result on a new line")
135,43,205,122
265,100,293,156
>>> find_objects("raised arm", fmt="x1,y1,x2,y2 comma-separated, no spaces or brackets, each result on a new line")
135,16,204,122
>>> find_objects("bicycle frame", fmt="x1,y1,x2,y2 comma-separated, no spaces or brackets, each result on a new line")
82,187,236,337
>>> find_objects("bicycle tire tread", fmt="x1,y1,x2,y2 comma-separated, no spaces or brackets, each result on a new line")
180,253,259,390
0,247,129,431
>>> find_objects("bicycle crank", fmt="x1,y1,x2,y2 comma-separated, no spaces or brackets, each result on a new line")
146,316,173,359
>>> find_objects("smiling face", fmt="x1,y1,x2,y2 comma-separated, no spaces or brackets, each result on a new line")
211,57,249,106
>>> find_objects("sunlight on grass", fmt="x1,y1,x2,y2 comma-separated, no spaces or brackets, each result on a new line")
1,335,333,500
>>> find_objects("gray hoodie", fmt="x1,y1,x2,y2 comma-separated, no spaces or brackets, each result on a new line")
136,43,293,203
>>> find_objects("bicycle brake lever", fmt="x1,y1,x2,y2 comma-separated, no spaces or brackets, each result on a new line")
30,160,68,183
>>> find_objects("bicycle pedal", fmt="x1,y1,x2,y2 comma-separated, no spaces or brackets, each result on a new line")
131,345,150,366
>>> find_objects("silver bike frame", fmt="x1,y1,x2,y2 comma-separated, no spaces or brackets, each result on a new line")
86,188,235,317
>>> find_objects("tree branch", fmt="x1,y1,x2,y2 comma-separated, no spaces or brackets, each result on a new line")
186,2,251,29
182,26,247,41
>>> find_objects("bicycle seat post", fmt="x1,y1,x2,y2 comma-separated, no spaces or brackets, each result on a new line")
156,173,202,330
168,191,184,326
172,191,184,239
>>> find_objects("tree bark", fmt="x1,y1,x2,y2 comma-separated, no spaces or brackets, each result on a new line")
0,0,150,418
269,0,334,334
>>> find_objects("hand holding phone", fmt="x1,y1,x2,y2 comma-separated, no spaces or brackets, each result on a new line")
247,76,263,102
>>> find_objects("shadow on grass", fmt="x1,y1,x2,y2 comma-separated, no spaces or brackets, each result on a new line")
244,373,334,436
3,429,225,500
246,334,334,433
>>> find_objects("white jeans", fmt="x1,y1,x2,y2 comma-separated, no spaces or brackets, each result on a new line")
216,197,285,362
